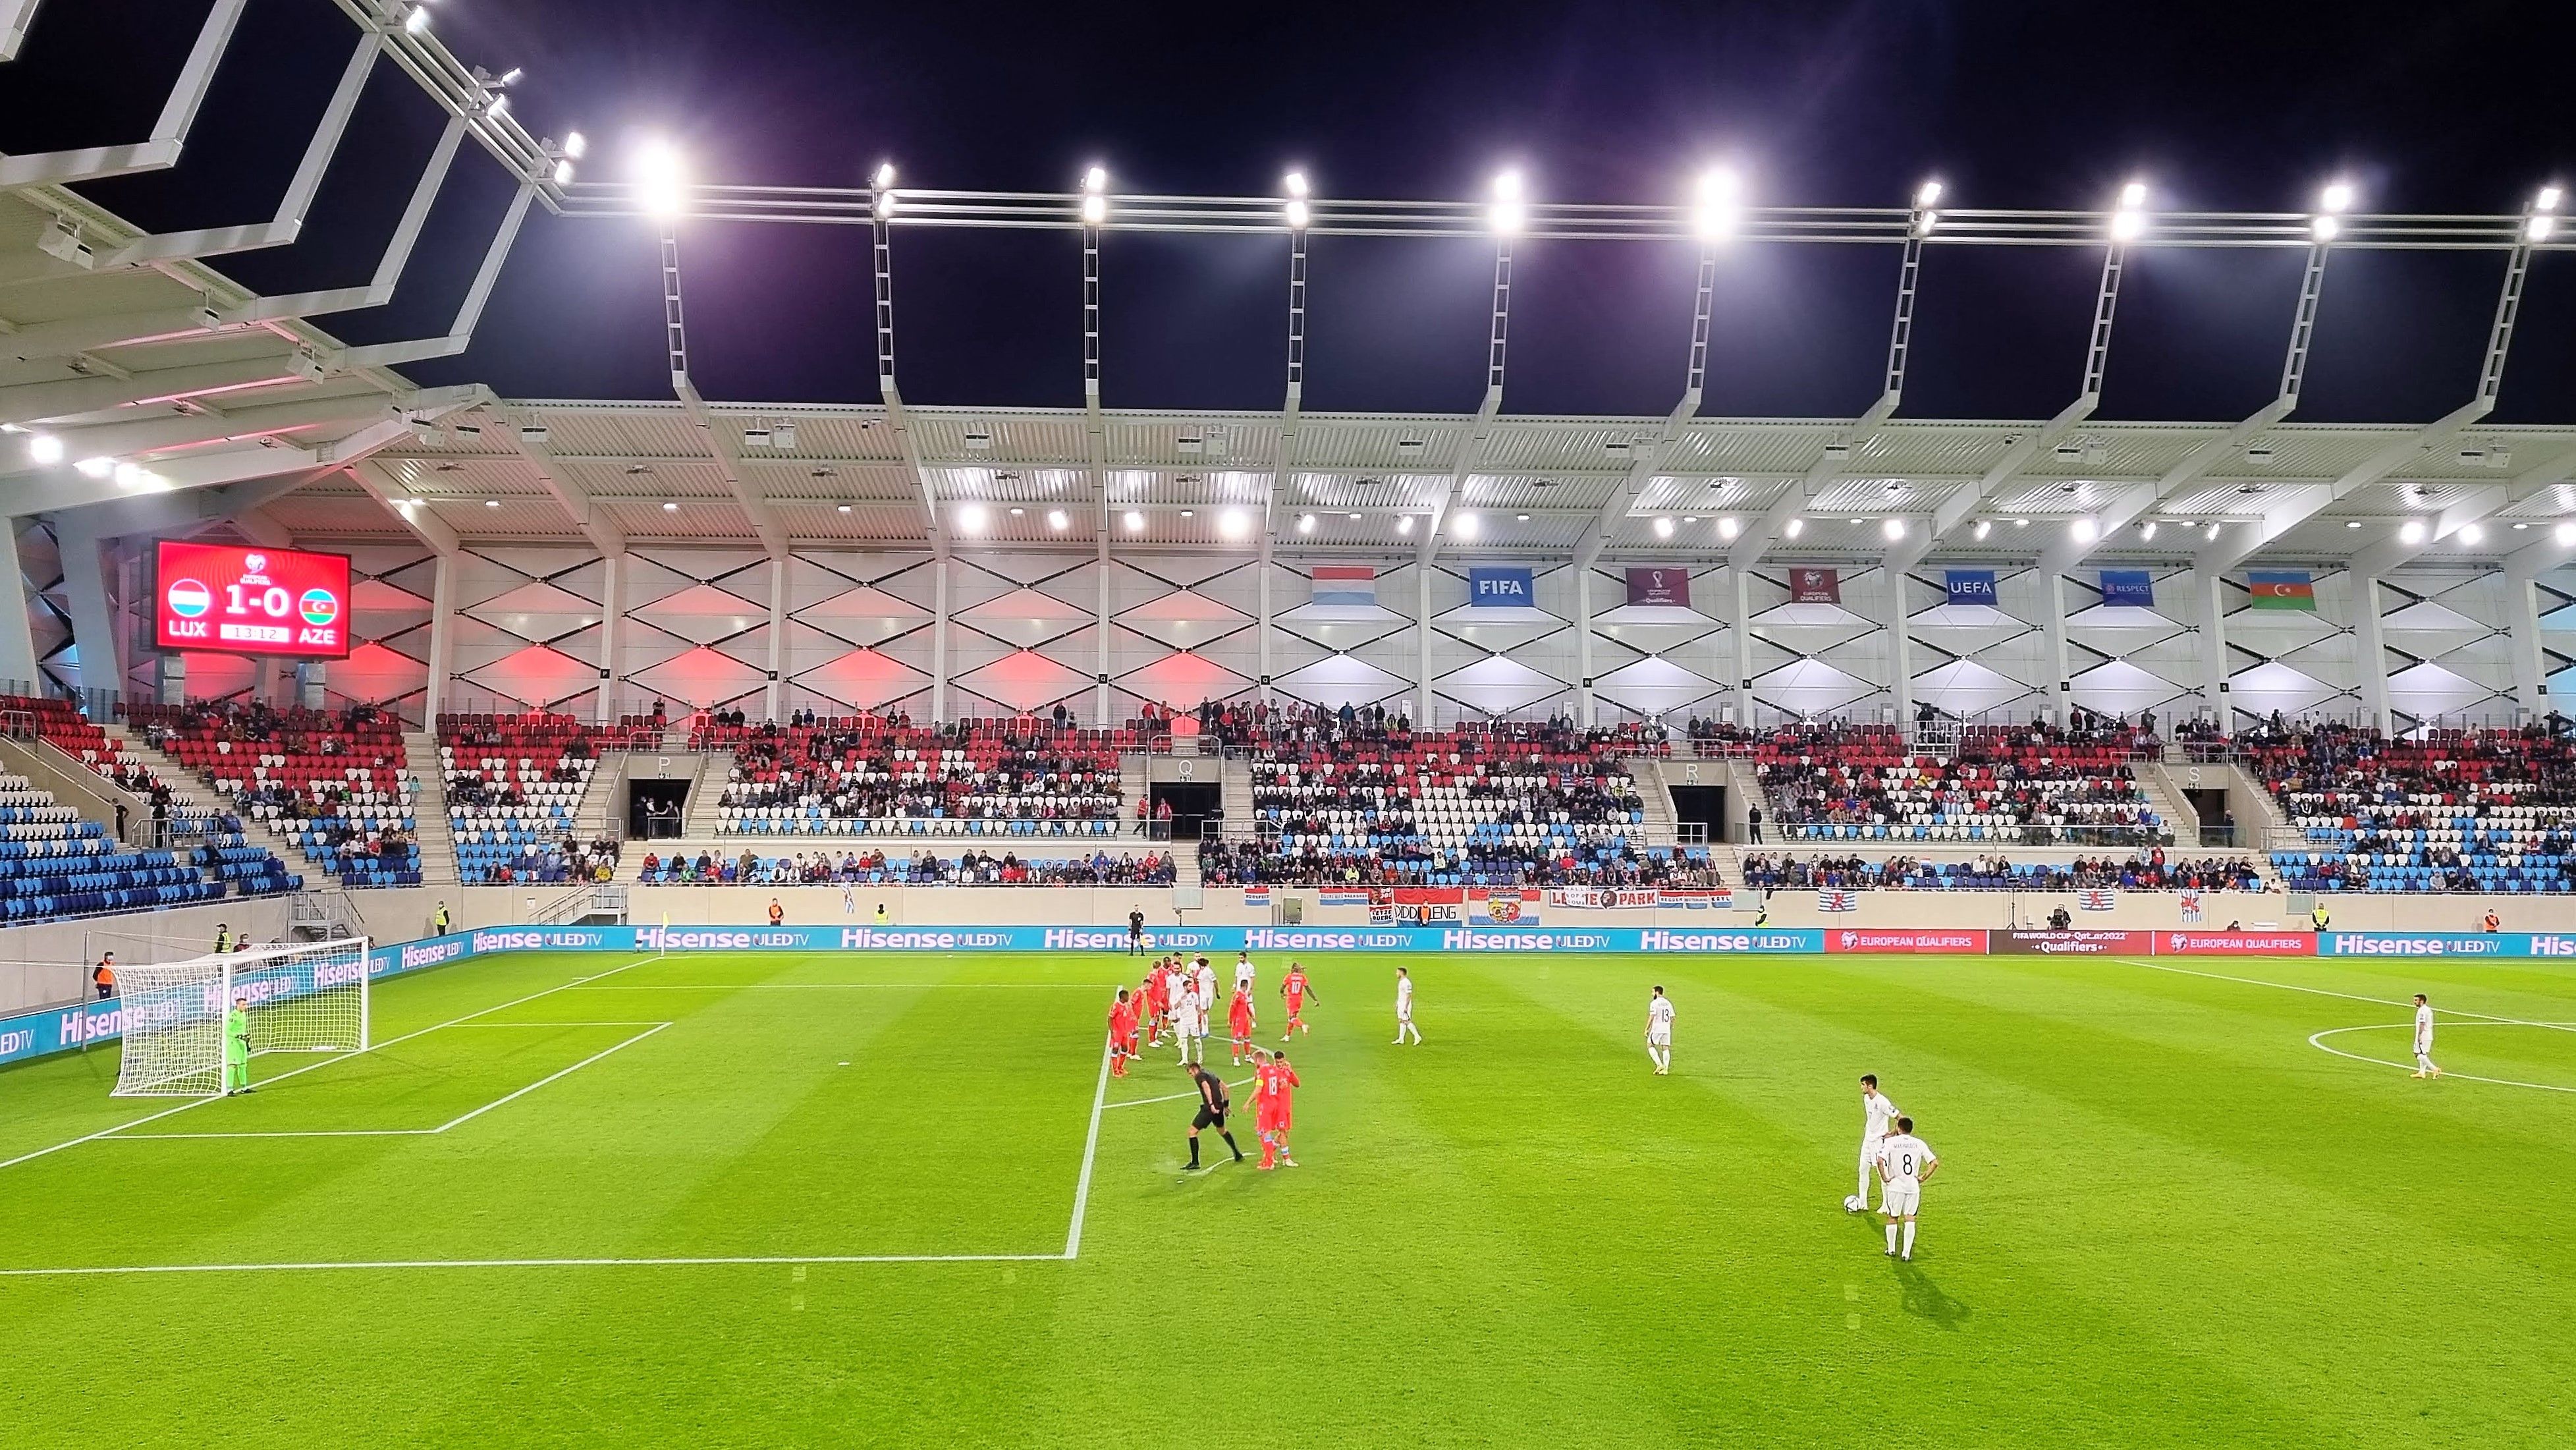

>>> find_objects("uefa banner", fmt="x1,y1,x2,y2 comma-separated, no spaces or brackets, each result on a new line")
1824,928,1989,953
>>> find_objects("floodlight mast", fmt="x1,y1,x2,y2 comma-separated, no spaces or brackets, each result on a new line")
1264,169,1315,708
1081,165,1113,721
1413,169,1520,725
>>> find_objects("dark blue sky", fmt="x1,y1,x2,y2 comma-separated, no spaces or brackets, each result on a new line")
14,0,2573,420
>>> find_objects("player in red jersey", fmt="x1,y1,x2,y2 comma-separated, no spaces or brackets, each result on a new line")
1107,988,1140,1077
1279,962,1317,1040
1255,1048,1302,1169
1143,959,1171,1047
1226,983,1257,1065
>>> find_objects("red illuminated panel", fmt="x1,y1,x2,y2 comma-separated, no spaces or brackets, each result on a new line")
154,541,354,660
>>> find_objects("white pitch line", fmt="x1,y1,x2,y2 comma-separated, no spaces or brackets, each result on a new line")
2307,1022,2576,1095
570,983,1121,990
0,955,663,1174
2108,957,2576,1034
428,1024,670,1133
0,1252,1070,1279
99,1129,435,1140
1102,1074,1256,1110
1062,1040,1114,1260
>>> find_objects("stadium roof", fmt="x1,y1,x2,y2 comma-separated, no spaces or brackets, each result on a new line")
4,0,2574,581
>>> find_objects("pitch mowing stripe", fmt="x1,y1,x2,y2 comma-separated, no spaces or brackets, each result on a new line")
0,955,663,1174
2110,957,2576,1032
0,1252,1072,1278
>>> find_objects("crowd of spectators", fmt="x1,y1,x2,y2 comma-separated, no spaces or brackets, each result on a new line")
637,845,1175,885
132,701,420,887
1755,719,2161,845
1738,850,2262,892
703,713,1123,833
2253,721,2576,892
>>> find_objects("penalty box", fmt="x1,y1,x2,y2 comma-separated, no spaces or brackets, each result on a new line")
0,959,1112,1277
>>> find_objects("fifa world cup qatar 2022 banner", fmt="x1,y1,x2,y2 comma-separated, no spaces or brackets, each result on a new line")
154,540,353,659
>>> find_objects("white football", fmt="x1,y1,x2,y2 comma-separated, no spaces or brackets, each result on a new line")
1843,1195,1865,1212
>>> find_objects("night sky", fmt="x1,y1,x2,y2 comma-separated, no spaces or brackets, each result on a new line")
11,0,2571,422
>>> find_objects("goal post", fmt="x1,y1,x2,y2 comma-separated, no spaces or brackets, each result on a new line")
110,937,371,1098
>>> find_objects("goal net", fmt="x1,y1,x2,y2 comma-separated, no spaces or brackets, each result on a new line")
110,937,371,1098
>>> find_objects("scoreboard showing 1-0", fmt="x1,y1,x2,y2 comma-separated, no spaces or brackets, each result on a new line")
153,541,353,659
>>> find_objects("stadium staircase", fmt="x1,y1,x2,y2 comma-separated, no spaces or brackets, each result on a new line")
2216,758,2294,846
573,750,630,848
1726,755,1776,846
682,750,734,837
402,727,460,887
98,721,228,829
2131,759,2201,850
1622,754,1685,845
1122,751,1152,833
1218,752,1251,839
0,734,136,843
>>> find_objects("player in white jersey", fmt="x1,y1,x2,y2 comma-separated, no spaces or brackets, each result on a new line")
1234,951,1257,995
1874,1116,1938,1260
1644,986,1674,1074
1853,1074,1900,1212
1193,957,1219,1015
2411,993,2442,1079
1393,966,1422,1044
1171,980,1207,1065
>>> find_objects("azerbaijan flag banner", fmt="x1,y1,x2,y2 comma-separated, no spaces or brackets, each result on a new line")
2245,569,2318,610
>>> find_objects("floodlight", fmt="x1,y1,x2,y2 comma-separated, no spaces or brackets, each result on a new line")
499,67,523,87
2318,180,2355,213
1284,171,1309,198
2139,520,2158,541
1491,169,1527,234
1717,516,1740,541
1083,166,1108,194
2065,517,2096,544
26,432,62,465
1915,179,1943,208
1784,518,1804,539
1081,194,1107,225
1220,509,1250,539
487,95,510,120
2529,215,2558,242
662,501,679,513
1397,515,1416,536
553,160,574,186
1653,516,1676,539
404,5,431,35
1008,507,1026,517
1914,211,1939,237
113,462,144,488
74,456,112,478
2538,185,2564,212
1286,198,1310,230
1973,520,1991,541
635,140,687,219
1453,512,1479,539
2118,180,2149,209
564,132,588,159
2558,522,2576,545
2346,520,2363,530
2311,215,2340,242
1123,510,1145,532
2014,517,2029,528
1298,514,1317,534
2458,523,2485,545
1877,517,1903,542
1049,509,1069,531
876,188,900,219
1694,167,1741,239
2399,520,2427,544
958,503,989,531
874,162,897,190
1493,169,1525,201
837,504,852,514
2110,208,2147,242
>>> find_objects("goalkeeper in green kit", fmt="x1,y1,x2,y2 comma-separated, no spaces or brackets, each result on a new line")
225,995,253,1094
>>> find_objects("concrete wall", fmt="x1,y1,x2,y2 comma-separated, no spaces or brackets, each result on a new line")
0,898,294,1016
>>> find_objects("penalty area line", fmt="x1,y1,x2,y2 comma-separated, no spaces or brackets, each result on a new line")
1062,1040,1113,1260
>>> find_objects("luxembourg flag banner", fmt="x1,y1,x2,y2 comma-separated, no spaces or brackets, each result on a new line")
2247,569,2318,611
2078,887,2116,912
2100,569,2156,607
1311,565,1377,607
1817,889,1859,912
1944,569,1999,605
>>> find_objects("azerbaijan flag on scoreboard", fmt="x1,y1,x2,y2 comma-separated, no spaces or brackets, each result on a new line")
2246,569,2318,610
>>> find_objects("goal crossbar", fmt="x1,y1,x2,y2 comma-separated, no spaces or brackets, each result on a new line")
109,937,371,1099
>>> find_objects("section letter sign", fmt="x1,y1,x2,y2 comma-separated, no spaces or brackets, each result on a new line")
154,541,354,659
1467,567,1534,605
1943,569,1998,605
1625,566,1691,607
2100,569,2155,607
1787,567,1841,604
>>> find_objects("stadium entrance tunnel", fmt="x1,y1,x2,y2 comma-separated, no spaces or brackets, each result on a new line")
1149,782,1221,841
628,778,691,839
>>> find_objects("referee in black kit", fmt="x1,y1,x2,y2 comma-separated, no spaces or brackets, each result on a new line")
1182,1061,1244,1171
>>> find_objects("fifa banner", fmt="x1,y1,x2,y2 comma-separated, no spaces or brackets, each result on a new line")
1468,887,1541,925
2246,569,2318,611
1787,567,1840,604
1467,567,1535,605
1944,570,1998,606
2100,569,2155,607
1311,565,1377,607
1626,567,1691,607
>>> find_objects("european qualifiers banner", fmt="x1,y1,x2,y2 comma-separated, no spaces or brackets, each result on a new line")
1626,567,1691,607
1787,567,1840,604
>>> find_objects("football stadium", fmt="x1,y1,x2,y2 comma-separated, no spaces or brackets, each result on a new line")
1,2,2571,1445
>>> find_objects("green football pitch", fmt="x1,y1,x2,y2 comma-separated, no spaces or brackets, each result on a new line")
2,945,2571,1448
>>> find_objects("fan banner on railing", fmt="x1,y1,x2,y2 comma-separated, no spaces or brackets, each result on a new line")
1548,886,1664,910
1467,567,1535,605
1243,885,1273,907
1943,569,1998,605
1656,888,1735,909
1817,888,1859,912
1625,567,1691,607
2178,889,2203,923
1788,567,1841,604
1469,887,1542,925
2078,887,2116,911
2246,569,2318,610
1310,566,1377,607
1368,885,1466,925
1317,888,1371,907
2100,569,2156,607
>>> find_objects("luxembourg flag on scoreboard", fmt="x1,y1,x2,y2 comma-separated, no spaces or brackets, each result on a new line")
1311,566,1377,607
2078,887,2116,912
1817,889,1859,912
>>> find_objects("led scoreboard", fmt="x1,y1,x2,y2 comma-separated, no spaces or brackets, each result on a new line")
153,542,353,659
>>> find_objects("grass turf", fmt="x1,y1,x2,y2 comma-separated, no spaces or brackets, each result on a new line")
1,945,2571,1447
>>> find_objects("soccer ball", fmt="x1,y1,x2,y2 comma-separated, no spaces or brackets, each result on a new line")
1843,1194,1866,1212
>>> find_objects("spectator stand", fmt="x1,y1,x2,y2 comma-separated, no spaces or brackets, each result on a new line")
2249,723,2576,893
128,703,420,889
438,712,624,885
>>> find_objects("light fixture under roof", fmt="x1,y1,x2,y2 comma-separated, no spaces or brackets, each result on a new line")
1717,516,1740,540
1122,510,1145,532
1297,513,1317,534
1397,515,1415,536
1452,512,1479,539
2399,520,2427,544
1973,520,1992,541
1784,518,1804,539
1652,516,1675,539
837,504,852,514
1048,509,1068,530
25,432,61,465
1515,513,1531,522
958,503,989,531
662,501,678,513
